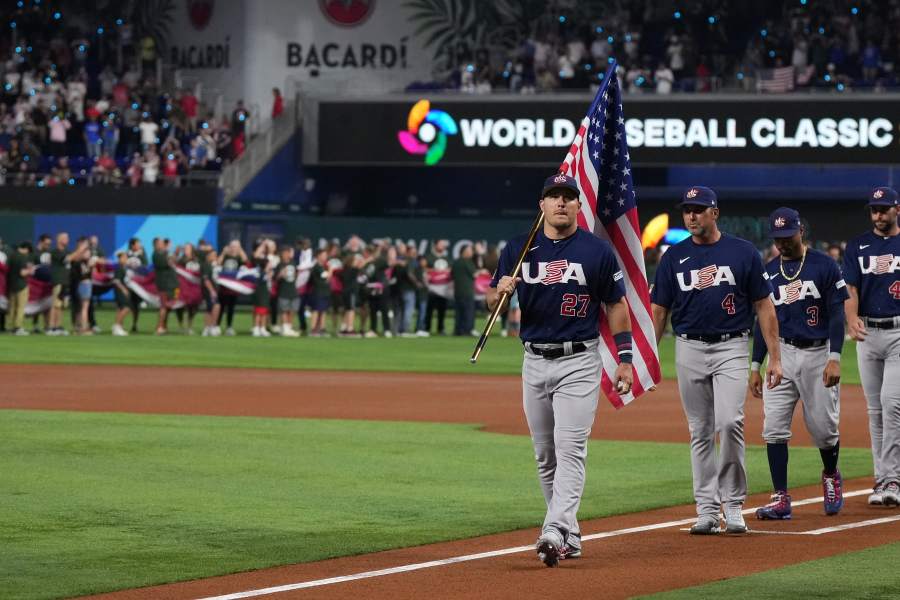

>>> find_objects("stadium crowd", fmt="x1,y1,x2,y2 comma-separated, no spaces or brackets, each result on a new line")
428,0,900,94
2,229,855,340
0,233,504,339
0,3,276,187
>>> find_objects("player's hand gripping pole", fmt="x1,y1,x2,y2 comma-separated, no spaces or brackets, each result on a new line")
470,212,544,364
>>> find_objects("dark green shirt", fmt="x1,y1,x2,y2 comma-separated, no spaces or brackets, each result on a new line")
7,251,30,293
340,265,360,295
200,260,214,283
50,248,70,285
152,250,177,291
451,257,476,299
114,264,127,283
310,263,331,298
275,263,298,299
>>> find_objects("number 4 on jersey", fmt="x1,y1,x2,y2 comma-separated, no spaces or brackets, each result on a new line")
890,280,900,300
721,293,736,315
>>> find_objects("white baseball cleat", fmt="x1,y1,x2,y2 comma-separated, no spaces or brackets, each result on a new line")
869,483,886,506
724,506,748,533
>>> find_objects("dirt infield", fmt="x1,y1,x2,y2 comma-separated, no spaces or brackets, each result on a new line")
2,365,893,599
0,365,874,447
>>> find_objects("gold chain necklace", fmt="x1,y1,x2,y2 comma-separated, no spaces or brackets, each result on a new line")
779,247,806,281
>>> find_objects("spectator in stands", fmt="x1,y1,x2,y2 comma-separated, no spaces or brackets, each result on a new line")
126,151,142,187
47,112,70,156
180,88,199,133
271,88,284,119
655,62,675,94
141,147,160,185
90,151,121,186
48,156,71,186
83,115,101,159
102,117,119,158
138,113,159,150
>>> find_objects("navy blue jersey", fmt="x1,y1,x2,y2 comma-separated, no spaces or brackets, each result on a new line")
491,228,625,344
651,233,772,334
767,249,849,339
842,231,900,318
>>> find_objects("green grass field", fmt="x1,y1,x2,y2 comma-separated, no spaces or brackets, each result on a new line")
0,306,862,383
1,410,876,600
644,541,900,599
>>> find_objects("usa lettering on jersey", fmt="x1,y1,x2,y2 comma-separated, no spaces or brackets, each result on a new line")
859,254,900,274
772,279,821,306
676,264,736,291
522,260,587,286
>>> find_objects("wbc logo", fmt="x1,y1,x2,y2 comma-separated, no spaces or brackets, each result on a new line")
676,264,736,291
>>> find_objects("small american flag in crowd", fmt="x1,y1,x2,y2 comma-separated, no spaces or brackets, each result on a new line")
757,66,795,93
560,63,661,408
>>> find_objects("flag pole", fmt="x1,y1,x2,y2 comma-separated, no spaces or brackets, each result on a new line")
470,210,544,364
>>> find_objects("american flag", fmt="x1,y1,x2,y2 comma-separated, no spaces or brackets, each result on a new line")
542,259,569,285
875,254,895,275
559,63,661,408
757,66,795,93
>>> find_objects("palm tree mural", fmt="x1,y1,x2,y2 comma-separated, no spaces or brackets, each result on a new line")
404,0,607,74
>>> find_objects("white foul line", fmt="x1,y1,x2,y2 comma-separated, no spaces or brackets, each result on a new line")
196,488,882,600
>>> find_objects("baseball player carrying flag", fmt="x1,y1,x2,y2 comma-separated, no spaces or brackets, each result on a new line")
482,63,661,567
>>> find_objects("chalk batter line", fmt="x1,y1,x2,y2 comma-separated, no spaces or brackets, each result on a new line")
196,488,883,600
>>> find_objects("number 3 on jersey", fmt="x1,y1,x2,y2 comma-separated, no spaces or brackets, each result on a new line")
561,294,590,317
721,293,736,315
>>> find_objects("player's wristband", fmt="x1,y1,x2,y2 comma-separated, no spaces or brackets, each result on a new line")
750,361,762,372
613,332,633,364
827,352,841,363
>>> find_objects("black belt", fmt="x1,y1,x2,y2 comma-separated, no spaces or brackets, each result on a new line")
679,330,748,344
863,317,900,330
526,341,589,359
781,337,826,349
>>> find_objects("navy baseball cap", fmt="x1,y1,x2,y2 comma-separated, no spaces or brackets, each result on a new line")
768,207,802,238
677,186,717,208
867,186,899,207
541,173,579,197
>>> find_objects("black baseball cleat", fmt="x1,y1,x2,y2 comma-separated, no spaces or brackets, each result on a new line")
535,535,561,567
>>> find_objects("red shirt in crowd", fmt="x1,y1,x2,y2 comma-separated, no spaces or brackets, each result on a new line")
112,82,129,107
272,95,284,119
181,93,199,118
163,155,179,177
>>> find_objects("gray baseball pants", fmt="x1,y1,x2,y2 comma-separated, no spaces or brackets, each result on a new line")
763,342,839,448
675,335,749,517
522,339,601,547
857,328,900,486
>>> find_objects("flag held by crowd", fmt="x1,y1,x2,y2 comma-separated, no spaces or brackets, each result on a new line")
559,62,662,408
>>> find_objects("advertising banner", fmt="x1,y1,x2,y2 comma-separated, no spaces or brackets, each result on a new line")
316,96,900,166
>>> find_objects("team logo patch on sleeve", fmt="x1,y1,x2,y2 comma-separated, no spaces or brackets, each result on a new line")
613,270,624,281
836,279,846,289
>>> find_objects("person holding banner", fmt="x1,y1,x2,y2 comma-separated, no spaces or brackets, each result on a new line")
152,238,179,335
111,252,132,337
7,241,36,336
487,174,633,568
